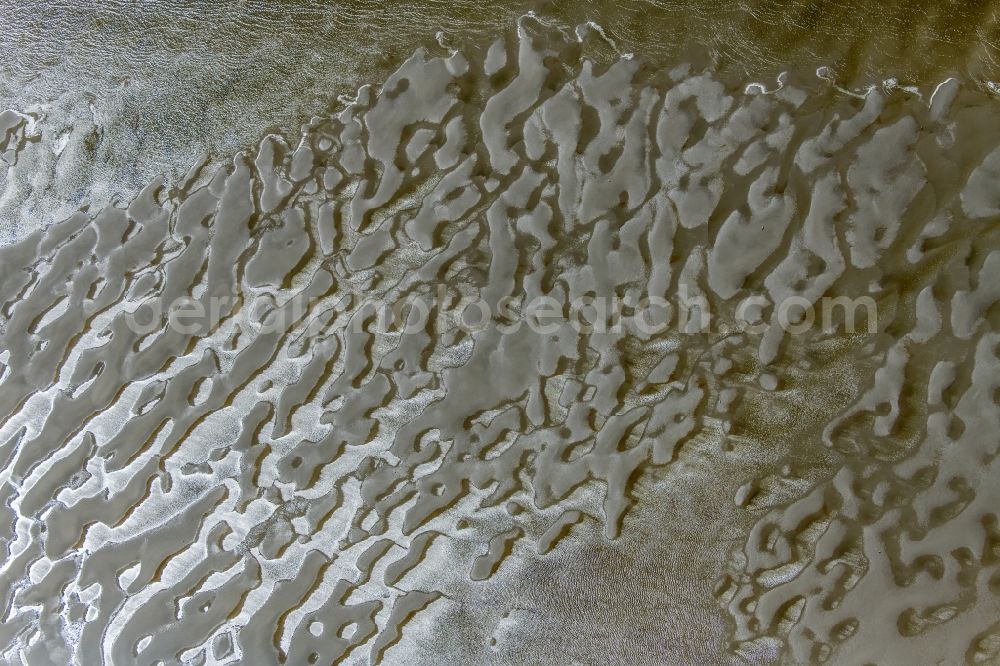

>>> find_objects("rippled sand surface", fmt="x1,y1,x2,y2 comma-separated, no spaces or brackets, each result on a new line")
0,4,999,665
3,0,1000,244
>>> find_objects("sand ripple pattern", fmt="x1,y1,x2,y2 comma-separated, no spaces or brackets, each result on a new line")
0,16,998,665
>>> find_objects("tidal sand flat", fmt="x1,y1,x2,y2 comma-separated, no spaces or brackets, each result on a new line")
0,5,998,665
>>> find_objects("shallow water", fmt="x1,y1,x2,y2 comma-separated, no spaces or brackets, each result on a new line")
0,5,999,666
3,0,1000,243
